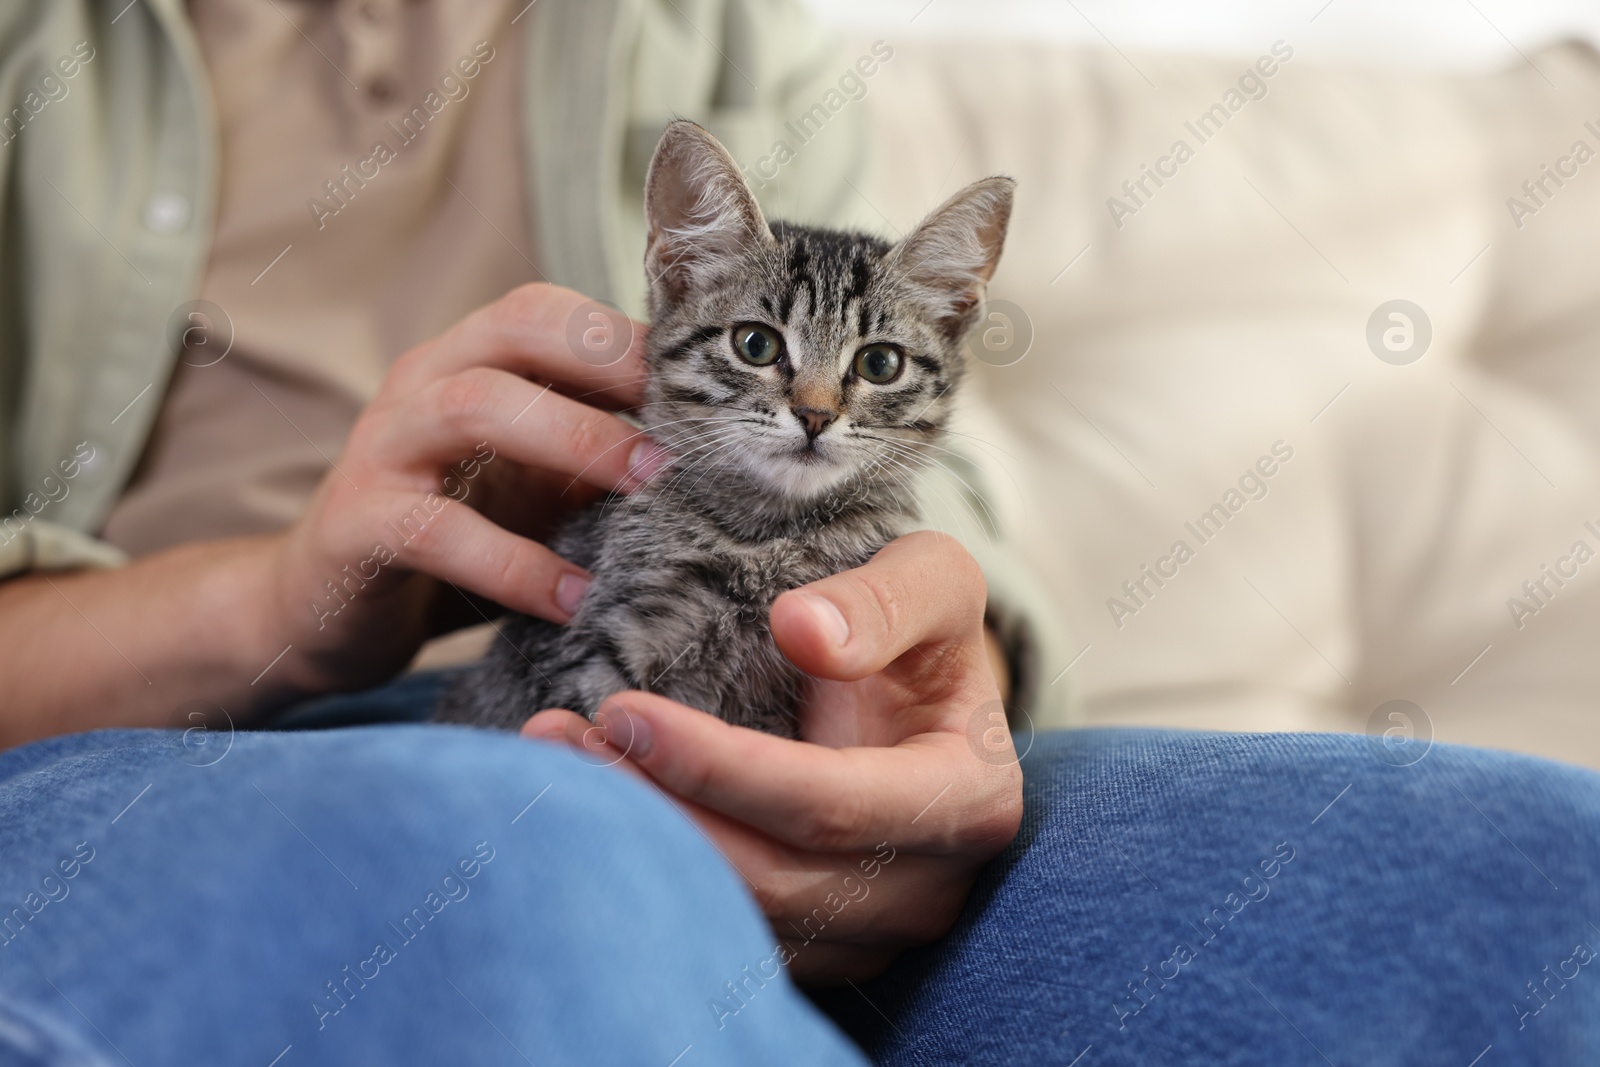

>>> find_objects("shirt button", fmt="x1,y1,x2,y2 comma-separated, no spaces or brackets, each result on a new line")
75,440,107,480
143,193,191,234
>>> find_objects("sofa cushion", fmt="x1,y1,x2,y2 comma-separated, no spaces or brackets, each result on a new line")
858,38,1600,765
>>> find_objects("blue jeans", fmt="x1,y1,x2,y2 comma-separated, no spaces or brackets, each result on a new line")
2,674,1597,1065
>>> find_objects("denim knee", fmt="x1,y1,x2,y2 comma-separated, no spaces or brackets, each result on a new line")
0,725,862,1067
226,723,726,901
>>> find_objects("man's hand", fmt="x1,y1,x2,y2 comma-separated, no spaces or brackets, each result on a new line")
0,283,660,745
265,283,662,697
523,531,1025,983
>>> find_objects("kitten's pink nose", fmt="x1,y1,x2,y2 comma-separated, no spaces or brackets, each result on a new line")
791,405,837,440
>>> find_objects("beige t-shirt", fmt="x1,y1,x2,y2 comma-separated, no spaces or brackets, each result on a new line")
102,0,535,556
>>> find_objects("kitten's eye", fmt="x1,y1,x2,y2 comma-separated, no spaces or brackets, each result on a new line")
731,323,784,366
853,343,904,384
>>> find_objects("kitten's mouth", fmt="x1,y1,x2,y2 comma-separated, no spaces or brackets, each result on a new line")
750,437,855,499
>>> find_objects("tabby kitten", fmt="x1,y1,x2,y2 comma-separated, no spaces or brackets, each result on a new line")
437,120,1014,736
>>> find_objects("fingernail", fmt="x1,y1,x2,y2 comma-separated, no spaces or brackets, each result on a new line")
520,715,566,742
627,441,673,486
555,573,590,617
595,706,652,759
796,593,850,648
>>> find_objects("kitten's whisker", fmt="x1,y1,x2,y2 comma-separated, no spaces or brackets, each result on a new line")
928,428,1034,503
843,439,931,503
854,440,997,545
891,457,995,543
597,429,741,521
644,438,746,517
639,428,743,496
557,415,753,499
635,414,767,442
645,423,755,457
938,427,1024,464
881,457,988,544
566,377,649,401
852,433,1003,538
681,445,743,501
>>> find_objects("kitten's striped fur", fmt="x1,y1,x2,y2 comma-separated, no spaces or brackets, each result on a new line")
437,121,1014,735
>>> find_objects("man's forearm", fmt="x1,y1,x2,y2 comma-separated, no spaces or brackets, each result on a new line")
0,536,296,748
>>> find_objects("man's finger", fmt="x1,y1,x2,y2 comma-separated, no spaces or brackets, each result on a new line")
365,491,591,622
521,708,590,743
374,368,671,494
770,531,987,681
686,802,972,945
781,940,899,986
523,729,975,948
521,709,652,783
591,690,1022,855
392,283,647,408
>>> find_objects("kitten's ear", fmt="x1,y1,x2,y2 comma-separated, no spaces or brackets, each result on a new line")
644,120,773,312
885,176,1016,342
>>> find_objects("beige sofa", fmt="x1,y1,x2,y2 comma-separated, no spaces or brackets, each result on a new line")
858,37,1600,768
